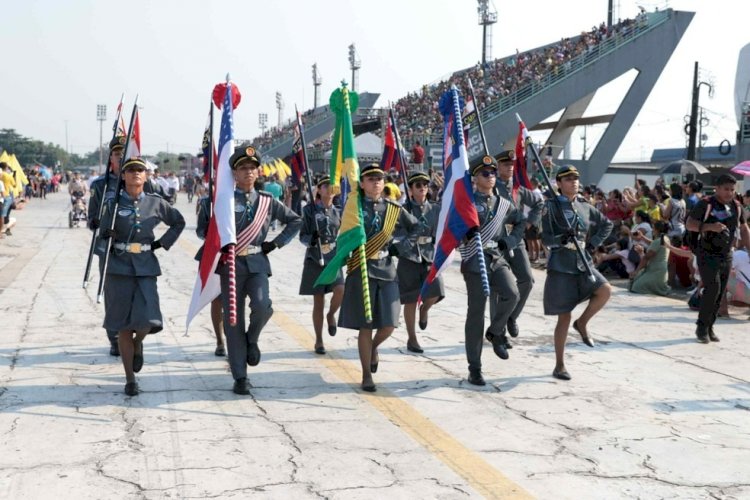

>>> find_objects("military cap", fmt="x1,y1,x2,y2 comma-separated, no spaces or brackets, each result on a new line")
556,165,580,180
122,157,147,172
316,175,331,188
407,171,430,185
360,163,385,178
495,149,515,163
109,136,127,151
471,155,498,176
229,144,262,169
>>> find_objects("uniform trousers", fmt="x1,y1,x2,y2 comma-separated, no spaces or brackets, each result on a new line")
463,258,519,371
696,252,731,330
220,271,273,380
501,245,534,322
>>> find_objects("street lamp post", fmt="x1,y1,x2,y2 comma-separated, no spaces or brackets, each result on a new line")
312,63,322,110
258,113,268,136
348,44,361,92
97,104,107,174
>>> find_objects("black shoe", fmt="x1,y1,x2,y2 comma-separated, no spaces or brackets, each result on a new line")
233,378,251,395
109,341,120,357
246,343,261,366
406,343,424,354
489,331,509,360
552,368,571,380
361,382,377,392
507,318,519,338
696,325,709,344
573,320,595,347
314,345,326,355
504,337,513,350
133,347,144,374
326,312,337,336
214,344,226,356
418,304,428,331
124,382,139,396
708,329,720,342
370,352,379,373
468,369,486,386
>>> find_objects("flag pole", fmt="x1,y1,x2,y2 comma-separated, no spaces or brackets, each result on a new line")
224,75,238,326
388,107,412,206
83,92,124,288
207,98,215,219
516,112,596,282
467,79,490,155
295,105,325,266
96,95,139,303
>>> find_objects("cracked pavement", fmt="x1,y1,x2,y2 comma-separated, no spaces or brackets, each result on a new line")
1,192,749,499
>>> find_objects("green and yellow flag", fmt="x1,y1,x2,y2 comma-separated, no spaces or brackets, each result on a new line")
314,84,368,308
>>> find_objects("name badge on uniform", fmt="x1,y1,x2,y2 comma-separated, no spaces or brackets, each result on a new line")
118,209,133,217
315,213,327,221
476,205,486,214
235,205,245,213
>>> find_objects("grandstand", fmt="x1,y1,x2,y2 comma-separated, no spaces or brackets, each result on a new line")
258,8,693,185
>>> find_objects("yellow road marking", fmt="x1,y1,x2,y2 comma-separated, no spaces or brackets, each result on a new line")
273,309,533,500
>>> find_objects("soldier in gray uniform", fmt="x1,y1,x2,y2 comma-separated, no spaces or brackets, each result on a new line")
338,163,418,392
99,158,185,396
298,175,344,355
461,156,525,386
195,194,226,357
218,145,302,396
88,136,126,356
493,149,543,346
394,171,444,354
541,165,613,381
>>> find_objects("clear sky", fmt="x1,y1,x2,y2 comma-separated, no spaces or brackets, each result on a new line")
0,0,745,163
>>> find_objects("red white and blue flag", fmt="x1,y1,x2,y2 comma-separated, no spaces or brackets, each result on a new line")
186,82,238,332
380,111,405,174
419,86,479,302
513,120,532,194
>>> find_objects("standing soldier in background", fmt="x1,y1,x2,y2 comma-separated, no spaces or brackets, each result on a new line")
460,156,525,386
298,176,344,355
541,165,613,381
218,145,301,396
99,157,185,396
88,136,126,356
394,171,444,353
493,149,543,346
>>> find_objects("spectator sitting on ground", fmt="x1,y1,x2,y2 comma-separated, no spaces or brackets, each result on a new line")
630,220,671,296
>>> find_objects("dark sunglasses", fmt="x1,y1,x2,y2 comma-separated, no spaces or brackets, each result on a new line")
412,182,429,188
478,170,497,178
125,168,146,173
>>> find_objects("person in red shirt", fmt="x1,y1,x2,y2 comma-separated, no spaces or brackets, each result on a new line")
411,141,424,167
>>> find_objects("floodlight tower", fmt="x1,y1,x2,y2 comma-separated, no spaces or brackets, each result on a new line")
96,104,107,174
312,63,322,110
275,92,284,129
258,113,268,136
348,44,361,92
477,0,497,67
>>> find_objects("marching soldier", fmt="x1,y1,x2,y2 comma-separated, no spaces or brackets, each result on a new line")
493,149,543,345
394,171,444,353
99,157,185,396
461,156,525,386
88,136,126,356
338,163,419,392
298,176,344,355
541,165,613,381
195,194,227,357
218,144,302,396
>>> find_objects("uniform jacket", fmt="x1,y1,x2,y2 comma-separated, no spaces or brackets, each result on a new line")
299,201,341,264
393,199,439,264
100,191,185,277
360,197,418,281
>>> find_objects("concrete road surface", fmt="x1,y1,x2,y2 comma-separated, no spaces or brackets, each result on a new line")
1,190,749,499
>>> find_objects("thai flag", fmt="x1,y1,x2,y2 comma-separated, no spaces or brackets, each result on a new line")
380,111,404,174
419,86,479,301
186,83,237,332
513,120,532,192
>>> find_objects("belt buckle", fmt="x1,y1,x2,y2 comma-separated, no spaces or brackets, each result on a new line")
127,243,142,254
237,248,249,257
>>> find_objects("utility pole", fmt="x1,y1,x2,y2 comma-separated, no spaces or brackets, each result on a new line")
686,61,713,161
312,63,322,110
580,126,588,161
96,104,107,174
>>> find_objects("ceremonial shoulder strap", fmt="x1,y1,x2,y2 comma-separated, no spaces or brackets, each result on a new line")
346,201,400,273
459,195,511,260
236,192,272,251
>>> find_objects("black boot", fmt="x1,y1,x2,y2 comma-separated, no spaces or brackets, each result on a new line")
468,368,486,386
233,378,251,395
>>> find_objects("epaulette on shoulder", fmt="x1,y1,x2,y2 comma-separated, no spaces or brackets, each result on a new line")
258,190,272,198
384,198,402,208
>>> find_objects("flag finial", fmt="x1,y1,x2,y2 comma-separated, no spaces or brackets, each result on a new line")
226,73,231,83
340,80,348,88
